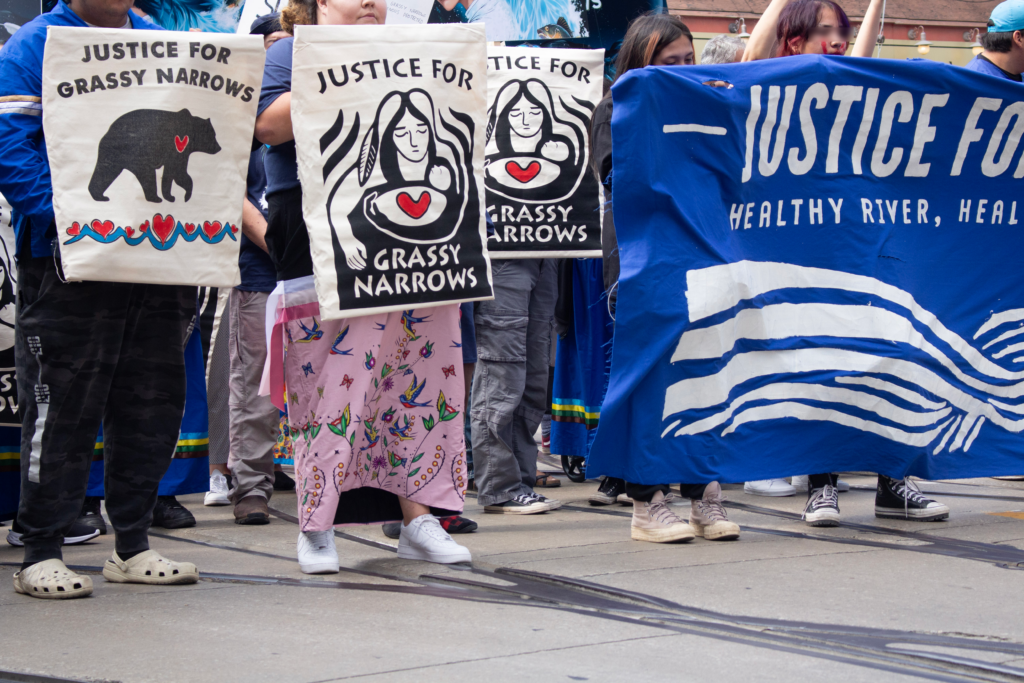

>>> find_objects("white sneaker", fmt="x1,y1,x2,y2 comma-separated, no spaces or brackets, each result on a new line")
398,515,472,564
744,479,796,497
296,530,339,574
204,471,231,506
791,476,849,492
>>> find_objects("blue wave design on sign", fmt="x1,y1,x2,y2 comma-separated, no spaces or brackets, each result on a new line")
64,220,238,251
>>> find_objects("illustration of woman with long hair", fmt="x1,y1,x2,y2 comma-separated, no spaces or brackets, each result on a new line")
484,78,590,203
326,89,472,270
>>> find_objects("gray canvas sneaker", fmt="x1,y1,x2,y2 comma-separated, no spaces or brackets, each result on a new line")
689,482,740,540
631,491,695,543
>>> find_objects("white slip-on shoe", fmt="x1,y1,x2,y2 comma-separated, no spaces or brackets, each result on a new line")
14,559,93,599
296,530,339,574
744,479,796,497
204,471,231,506
398,515,471,564
103,550,199,585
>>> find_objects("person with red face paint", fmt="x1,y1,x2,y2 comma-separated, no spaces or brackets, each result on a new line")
742,0,883,61
741,0,952,529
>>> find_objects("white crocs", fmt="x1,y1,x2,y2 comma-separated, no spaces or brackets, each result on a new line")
13,559,93,599
102,550,199,585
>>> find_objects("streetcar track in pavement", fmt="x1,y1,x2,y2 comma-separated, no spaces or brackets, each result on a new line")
8,504,1024,682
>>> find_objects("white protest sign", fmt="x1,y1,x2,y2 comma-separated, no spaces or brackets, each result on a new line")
43,27,264,287
385,0,433,25
291,24,493,319
484,46,604,258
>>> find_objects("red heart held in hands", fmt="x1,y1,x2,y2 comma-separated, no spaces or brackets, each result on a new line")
67,222,81,237
506,160,541,183
202,221,222,238
91,219,115,238
396,191,431,219
152,214,175,243
183,223,197,235
139,220,149,233
175,135,189,153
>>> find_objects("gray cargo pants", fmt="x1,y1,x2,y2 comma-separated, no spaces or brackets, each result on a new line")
227,289,277,503
471,259,556,507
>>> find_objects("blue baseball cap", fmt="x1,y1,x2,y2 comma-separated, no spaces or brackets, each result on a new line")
990,0,1024,33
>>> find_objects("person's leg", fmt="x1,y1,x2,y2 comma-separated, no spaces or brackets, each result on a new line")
15,258,123,570
687,482,740,541
102,283,195,563
804,473,840,527
207,292,231,477
626,482,693,543
472,261,546,514
874,474,949,521
227,290,276,522
679,483,708,500
514,259,557,499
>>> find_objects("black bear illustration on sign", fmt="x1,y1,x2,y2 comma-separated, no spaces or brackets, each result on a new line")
88,109,221,204
484,78,591,204
322,89,474,271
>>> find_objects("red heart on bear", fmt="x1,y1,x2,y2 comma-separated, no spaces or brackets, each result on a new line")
184,223,197,235
175,135,189,153
152,214,175,243
396,191,430,219
91,219,115,238
506,160,541,183
202,221,222,238
67,222,81,237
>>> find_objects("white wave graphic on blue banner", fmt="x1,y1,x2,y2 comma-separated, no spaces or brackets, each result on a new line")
662,261,1024,454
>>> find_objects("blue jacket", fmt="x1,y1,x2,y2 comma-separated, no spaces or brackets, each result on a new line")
963,54,1023,83
0,2,162,258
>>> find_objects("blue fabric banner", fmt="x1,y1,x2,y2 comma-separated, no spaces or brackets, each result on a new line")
589,56,1024,485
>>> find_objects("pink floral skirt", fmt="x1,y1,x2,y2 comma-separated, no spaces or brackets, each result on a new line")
273,281,467,531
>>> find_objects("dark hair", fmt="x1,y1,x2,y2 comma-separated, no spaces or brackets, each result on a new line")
776,0,851,57
612,12,693,85
982,20,1017,53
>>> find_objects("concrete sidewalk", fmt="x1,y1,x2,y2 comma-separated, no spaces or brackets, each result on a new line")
1,475,1023,683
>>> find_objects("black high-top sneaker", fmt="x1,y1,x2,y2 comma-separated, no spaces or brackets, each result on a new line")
803,485,840,527
589,476,626,506
875,476,949,521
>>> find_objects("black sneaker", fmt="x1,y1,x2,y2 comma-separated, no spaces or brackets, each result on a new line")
6,518,101,547
875,476,949,521
803,485,840,527
529,492,562,511
152,496,197,529
589,477,625,506
273,470,296,492
438,515,478,534
77,496,107,535
483,494,550,515
382,522,401,539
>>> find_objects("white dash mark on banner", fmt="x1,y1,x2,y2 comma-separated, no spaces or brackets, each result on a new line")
663,124,728,136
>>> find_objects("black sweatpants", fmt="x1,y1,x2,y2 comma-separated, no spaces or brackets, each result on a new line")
624,481,708,503
16,255,195,565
